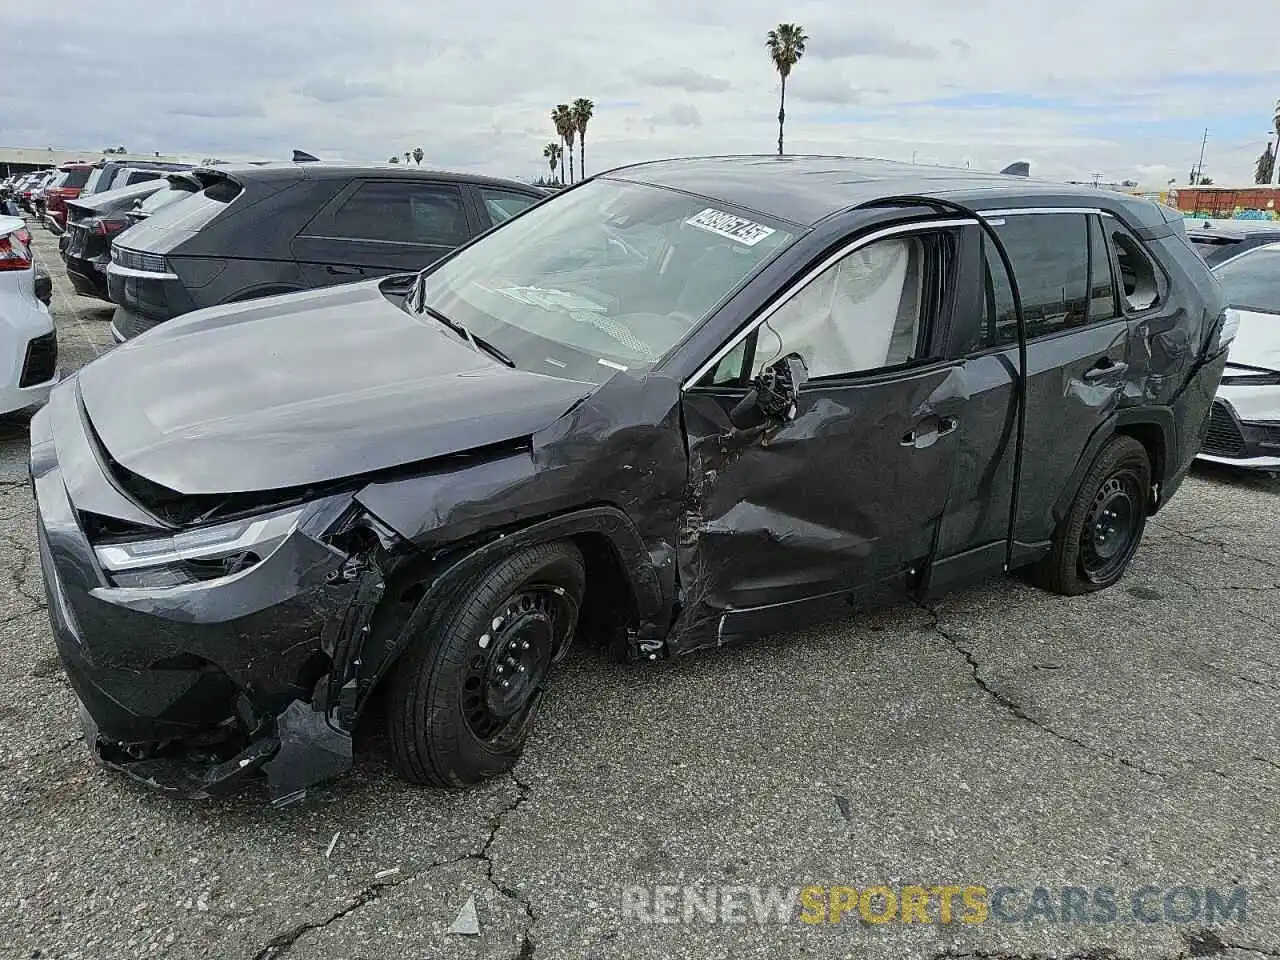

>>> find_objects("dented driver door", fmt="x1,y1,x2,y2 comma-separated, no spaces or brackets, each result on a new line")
675,223,969,647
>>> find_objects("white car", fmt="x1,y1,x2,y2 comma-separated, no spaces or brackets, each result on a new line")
1200,241,1280,469
0,216,58,415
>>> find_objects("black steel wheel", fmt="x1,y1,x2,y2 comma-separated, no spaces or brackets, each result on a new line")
388,541,585,787
1079,473,1142,584
1026,434,1151,596
460,585,578,746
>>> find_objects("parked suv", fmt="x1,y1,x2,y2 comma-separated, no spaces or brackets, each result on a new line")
106,162,546,341
33,157,1230,801
62,179,171,300
81,159,190,199
42,162,95,233
1186,220,1280,267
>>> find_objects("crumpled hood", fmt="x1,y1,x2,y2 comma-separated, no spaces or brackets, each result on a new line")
1229,308,1280,371
78,280,593,494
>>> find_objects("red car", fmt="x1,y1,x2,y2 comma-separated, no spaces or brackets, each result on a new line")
42,162,94,233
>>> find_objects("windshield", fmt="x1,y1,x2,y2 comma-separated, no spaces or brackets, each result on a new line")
1215,247,1280,315
415,178,797,383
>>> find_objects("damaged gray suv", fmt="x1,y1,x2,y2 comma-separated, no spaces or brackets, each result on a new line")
32,157,1232,801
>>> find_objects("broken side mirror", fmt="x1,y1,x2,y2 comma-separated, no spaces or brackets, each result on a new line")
728,353,808,430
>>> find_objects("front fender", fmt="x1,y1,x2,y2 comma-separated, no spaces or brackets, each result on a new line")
354,502,674,701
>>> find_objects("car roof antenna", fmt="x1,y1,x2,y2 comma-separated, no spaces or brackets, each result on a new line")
292,150,320,163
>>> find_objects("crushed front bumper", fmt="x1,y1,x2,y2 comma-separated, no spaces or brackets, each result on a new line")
30,385,379,802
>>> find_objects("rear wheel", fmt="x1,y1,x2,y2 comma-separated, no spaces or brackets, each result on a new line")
1027,435,1151,596
387,541,585,787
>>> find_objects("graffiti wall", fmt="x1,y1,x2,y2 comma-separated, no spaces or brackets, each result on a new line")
1163,187,1280,221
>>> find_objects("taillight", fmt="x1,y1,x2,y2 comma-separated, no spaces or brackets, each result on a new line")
94,218,129,236
0,232,32,271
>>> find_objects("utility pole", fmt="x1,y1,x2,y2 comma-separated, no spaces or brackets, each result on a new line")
1193,128,1208,185
1272,101,1280,187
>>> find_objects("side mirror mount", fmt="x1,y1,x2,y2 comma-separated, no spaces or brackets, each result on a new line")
728,353,808,430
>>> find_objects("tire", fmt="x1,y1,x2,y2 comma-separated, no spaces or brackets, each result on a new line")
1027,435,1151,596
387,541,585,787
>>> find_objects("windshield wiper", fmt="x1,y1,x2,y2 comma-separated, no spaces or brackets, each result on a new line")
418,302,515,368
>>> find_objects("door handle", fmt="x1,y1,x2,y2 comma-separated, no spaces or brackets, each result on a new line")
1082,358,1129,383
901,416,959,449
326,264,363,276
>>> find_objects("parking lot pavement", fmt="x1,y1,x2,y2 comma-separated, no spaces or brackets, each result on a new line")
0,222,1277,960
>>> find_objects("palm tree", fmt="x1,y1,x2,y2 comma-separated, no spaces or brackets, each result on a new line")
544,142,563,184
572,98,594,180
403,151,412,164
552,104,575,183
1256,143,1275,185
412,146,424,165
766,23,808,156
547,104,573,183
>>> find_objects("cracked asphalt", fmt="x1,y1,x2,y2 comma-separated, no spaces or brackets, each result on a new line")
0,223,1277,960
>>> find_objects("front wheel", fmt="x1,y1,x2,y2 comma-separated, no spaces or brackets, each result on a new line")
387,541,585,787
1027,435,1151,596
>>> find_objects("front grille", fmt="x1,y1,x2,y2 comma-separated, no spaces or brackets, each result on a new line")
1202,400,1245,457
18,332,57,387
112,246,168,273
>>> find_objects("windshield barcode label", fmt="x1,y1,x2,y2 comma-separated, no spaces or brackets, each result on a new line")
684,208,776,246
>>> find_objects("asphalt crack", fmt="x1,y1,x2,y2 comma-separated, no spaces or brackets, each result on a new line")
1152,522,1280,572
478,772,537,959
1,531,48,610
918,602,1163,780
250,855,472,960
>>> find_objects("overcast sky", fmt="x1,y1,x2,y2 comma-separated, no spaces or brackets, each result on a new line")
6,0,1279,186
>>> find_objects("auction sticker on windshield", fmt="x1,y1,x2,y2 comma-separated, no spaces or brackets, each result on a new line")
684,208,777,246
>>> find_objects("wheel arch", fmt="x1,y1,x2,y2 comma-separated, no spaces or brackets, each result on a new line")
1052,408,1175,527
355,506,673,718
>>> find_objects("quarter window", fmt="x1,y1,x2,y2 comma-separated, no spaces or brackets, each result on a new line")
1108,222,1161,312
325,181,470,246
748,234,931,380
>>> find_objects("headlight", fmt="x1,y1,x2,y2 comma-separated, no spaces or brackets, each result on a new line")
94,505,306,579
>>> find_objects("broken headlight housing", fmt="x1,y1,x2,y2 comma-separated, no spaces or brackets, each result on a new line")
94,504,307,588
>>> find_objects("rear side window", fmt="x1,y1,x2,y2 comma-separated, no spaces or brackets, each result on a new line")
981,213,1090,346
323,181,470,246
61,168,91,189
125,171,162,186
478,187,539,226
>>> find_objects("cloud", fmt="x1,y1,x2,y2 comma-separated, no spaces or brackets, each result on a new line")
5,0,1279,188
809,22,937,61
633,63,732,94
166,99,265,119
298,78,394,103
647,104,703,128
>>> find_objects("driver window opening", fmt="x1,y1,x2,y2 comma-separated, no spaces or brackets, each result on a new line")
748,235,927,380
